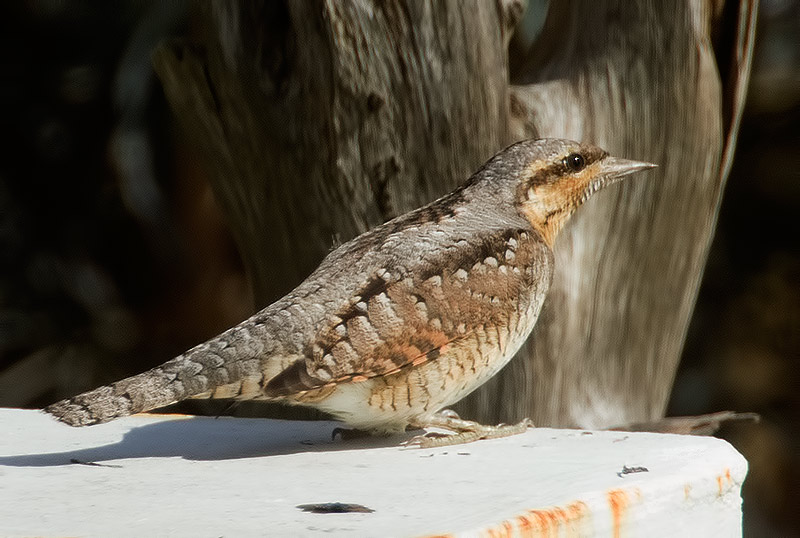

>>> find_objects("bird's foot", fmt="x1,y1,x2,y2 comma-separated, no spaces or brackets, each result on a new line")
405,410,534,448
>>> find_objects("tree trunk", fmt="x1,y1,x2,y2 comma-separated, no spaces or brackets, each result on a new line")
153,0,756,428
153,0,518,304
462,0,757,428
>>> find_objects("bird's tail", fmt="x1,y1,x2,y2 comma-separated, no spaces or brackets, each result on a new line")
44,324,268,426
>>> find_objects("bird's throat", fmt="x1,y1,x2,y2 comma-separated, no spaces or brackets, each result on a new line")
516,192,573,247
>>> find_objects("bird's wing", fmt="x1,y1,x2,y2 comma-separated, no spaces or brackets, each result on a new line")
264,226,550,397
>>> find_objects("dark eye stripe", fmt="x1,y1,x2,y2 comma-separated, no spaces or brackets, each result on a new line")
525,148,604,188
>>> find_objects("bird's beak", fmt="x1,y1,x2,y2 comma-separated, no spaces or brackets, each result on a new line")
600,157,657,184
579,157,656,205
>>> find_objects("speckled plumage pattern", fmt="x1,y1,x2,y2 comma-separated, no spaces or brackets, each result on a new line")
45,138,654,433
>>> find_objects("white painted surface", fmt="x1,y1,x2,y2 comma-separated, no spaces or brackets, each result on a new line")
0,408,746,537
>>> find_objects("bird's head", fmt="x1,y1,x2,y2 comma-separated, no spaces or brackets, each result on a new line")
506,139,656,246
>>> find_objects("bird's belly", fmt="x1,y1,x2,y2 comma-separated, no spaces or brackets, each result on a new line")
313,306,540,433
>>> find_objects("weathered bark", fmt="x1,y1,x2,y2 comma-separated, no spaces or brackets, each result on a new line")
461,0,757,428
153,0,519,304
153,0,756,428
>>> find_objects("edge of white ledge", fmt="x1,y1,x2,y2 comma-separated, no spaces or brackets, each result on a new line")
0,408,747,537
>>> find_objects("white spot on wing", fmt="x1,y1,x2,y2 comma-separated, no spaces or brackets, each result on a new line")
425,275,443,287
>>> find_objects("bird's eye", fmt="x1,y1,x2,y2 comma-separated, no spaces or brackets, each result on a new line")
564,153,585,173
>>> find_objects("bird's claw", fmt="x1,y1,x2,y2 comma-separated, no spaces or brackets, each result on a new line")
403,418,534,448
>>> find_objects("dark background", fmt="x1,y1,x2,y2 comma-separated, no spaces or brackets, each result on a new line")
0,2,796,535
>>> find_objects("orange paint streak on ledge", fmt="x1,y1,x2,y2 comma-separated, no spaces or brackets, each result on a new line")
456,500,591,537
607,489,628,538
716,467,733,496
607,486,642,538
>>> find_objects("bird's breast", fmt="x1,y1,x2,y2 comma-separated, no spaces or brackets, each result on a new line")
303,229,553,432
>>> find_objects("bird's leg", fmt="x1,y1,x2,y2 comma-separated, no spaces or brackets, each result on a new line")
405,409,534,448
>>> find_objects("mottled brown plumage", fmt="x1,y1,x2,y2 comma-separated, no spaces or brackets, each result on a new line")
44,138,654,440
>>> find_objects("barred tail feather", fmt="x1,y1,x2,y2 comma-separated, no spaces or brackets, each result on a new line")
45,325,268,426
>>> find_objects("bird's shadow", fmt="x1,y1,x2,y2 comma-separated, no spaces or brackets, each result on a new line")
0,416,416,468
